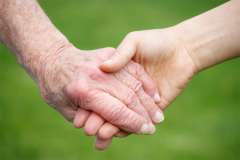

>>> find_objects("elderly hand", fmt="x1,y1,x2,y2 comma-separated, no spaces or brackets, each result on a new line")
38,45,164,136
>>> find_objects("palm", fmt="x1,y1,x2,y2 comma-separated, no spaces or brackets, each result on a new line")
134,29,197,109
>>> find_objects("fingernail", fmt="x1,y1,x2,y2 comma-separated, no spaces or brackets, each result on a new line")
140,123,149,134
148,123,156,134
140,123,156,134
154,111,164,123
154,92,161,103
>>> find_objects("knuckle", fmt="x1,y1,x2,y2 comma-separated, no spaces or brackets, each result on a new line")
71,86,88,105
124,90,137,106
82,89,101,109
139,93,151,105
104,105,127,126
132,80,142,92
66,82,100,110
66,81,88,98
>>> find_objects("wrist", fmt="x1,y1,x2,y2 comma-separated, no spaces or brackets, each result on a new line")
173,1,240,72
22,35,73,83
0,0,74,82
172,22,205,72
168,24,202,74
175,23,240,73
34,39,75,105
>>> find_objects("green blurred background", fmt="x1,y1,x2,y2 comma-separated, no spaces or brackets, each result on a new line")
1,0,240,159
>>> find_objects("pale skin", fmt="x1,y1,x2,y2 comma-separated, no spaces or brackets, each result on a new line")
96,0,240,149
1,0,240,151
0,0,165,150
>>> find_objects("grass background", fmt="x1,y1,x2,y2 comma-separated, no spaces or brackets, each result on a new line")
1,0,240,159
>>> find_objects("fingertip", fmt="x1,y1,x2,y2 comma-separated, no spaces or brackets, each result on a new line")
98,124,119,139
84,126,95,136
95,137,112,151
100,51,131,73
99,60,115,73
73,117,83,128
100,60,125,73
140,123,156,135
84,124,100,136
83,113,104,136
153,111,164,124
98,129,111,140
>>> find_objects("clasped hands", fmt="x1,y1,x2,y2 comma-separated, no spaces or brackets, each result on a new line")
38,28,197,150
1,0,239,152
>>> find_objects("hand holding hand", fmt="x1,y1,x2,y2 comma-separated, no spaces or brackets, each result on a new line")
38,45,163,135
101,28,198,109
98,1,240,149
93,28,197,150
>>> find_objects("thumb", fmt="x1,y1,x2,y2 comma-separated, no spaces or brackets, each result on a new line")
100,35,137,72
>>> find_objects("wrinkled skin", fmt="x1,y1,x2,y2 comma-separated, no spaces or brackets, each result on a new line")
0,0,162,151
99,28,198,149
38,46,162,148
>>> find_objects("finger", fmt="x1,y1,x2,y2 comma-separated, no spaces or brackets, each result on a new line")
95,137,112,150
105,76,152,123
84,112,104,136
73,108,90,128
94,92,155,134
97,123,120,139
66,80,155,134
100,35,136,72
115,131,129,138
97,123,130,139
125,61,161,103
86,72,153,125
137,88,164,123
88,91,155,134
114,69,164,123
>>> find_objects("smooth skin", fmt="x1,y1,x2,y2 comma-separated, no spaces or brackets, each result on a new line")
96,0,240,149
